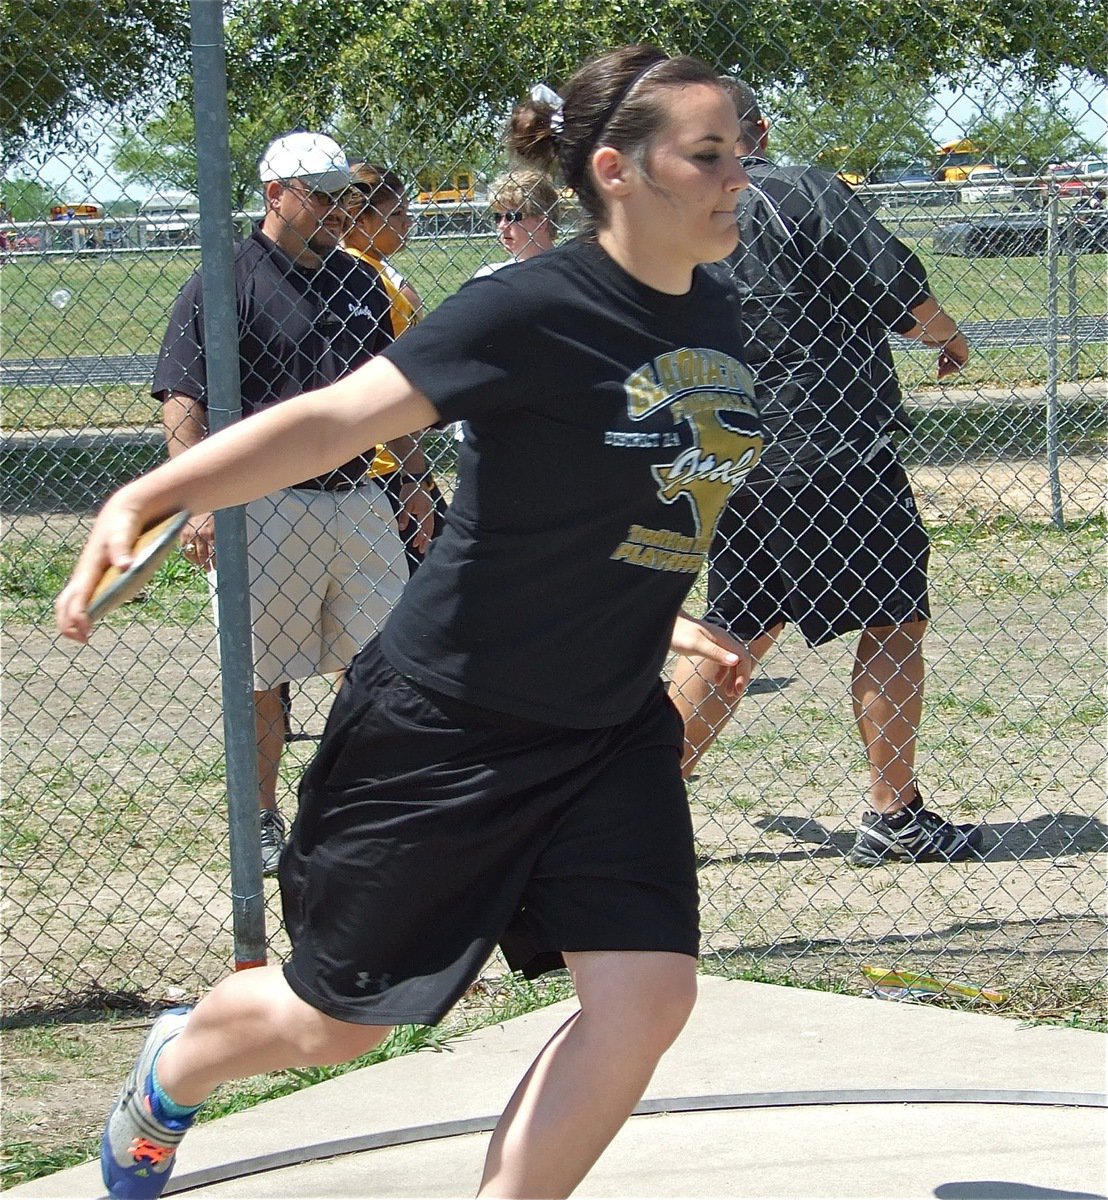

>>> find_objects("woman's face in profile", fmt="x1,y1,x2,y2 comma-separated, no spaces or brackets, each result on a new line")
366,190,412,258
494,207,554,260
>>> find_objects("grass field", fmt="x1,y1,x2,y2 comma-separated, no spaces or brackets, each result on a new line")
3,233,1105,362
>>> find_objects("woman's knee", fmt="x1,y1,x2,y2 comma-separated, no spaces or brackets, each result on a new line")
647,960,698,1042
281,999,392,1065
572,951,697,1051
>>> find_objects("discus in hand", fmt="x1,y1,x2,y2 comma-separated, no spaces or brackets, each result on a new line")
86,511,191,624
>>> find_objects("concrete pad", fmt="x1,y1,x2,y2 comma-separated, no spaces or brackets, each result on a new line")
182,1105,1107,1198
9,976,1106,1199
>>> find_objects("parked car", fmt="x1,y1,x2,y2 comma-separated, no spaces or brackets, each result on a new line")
960,166,1016,204
871,165,947,207
1037,159,1107,207
934,210,1108,257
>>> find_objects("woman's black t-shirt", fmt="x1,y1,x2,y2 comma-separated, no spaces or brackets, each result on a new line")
381,238,762,728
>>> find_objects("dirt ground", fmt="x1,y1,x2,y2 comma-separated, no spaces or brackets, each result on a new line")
2,455,1105,1174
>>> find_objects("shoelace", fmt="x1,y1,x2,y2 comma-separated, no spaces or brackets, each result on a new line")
128,1137,176,1165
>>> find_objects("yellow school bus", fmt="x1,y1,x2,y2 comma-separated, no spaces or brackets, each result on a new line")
417,169,475,204
932,139,996,183
50,203,101,221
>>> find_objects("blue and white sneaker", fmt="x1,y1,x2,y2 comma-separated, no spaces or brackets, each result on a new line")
101,1007,196,1199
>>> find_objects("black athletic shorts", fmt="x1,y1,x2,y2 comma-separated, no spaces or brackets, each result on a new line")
704,438,930,648
278,637,698,1027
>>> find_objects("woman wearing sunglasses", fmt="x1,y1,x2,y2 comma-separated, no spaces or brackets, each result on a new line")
475,168,560,275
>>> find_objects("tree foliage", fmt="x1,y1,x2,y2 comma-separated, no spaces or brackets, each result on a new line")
965,94,1102,170
207,0,1104,187
765,73,938,178
217,0,1104,179
0,0,189,168
0,176,59,221
114,99,309,213
89,0,1105,198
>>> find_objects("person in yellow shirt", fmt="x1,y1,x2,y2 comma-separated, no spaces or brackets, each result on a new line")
343,163,423,334
342,163,446,575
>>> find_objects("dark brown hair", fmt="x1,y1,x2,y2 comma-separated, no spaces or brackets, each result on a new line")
506,44,722,227
343,162,407,218
720,78,764,152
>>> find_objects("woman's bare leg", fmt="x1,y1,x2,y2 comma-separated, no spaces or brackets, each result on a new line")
478,950,697,1198
154,964,392,1106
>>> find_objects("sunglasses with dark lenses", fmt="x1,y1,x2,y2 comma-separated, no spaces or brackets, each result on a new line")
492,210,525,226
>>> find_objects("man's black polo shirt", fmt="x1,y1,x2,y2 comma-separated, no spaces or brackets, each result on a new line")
152,227,393,487
709,156,931,482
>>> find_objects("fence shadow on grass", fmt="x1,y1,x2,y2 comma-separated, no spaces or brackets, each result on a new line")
710,911,1105,980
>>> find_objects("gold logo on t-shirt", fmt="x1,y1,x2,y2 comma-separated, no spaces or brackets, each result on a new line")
611,349,762,573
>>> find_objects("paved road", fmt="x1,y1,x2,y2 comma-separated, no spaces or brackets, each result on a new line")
2,316,1106,387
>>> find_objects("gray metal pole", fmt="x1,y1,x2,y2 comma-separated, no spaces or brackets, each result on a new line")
189,0,268,969
1065,216,1079,382
1044,186,1065,529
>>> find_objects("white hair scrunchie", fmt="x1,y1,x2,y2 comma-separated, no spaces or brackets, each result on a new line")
529,83,565,134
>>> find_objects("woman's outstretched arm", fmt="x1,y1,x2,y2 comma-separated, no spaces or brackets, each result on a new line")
56,357,438,641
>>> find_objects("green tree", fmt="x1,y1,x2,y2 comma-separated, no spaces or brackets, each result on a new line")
0,0,188,167
764,73,938,178
0,176,59,221
113,99,310,213
966,94,1102,171
96,0,1107,204
220,0,1106,156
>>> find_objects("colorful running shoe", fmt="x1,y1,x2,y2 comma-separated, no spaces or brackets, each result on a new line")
101,1007,195,1198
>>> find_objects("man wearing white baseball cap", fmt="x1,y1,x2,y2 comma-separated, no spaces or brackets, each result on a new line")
257,130,353,196
153,129,436,875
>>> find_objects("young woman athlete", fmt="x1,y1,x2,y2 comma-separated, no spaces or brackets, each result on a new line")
57,44,760,1200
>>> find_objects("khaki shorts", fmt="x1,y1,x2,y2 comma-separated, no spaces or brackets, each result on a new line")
209,486,406,689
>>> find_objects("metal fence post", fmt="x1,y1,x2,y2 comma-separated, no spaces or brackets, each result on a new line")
1044,184,1065,529
1065,216,1080,382
189,0,268,970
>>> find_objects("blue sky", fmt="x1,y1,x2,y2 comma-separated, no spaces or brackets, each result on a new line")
932,70,1106,148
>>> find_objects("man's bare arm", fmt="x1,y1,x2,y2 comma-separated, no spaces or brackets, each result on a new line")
161,391,215,567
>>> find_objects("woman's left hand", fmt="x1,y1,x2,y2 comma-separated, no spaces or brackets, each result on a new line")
670,612,753,700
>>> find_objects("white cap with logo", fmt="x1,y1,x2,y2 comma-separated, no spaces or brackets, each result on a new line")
258,132,352,194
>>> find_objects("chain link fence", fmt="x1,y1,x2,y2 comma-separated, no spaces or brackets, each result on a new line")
2,2,1105,1022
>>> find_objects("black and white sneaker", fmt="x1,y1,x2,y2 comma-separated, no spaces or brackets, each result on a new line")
259,808,287,877
848,793,984,866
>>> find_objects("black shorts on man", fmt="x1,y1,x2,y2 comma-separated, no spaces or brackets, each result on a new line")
704,438,930,647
